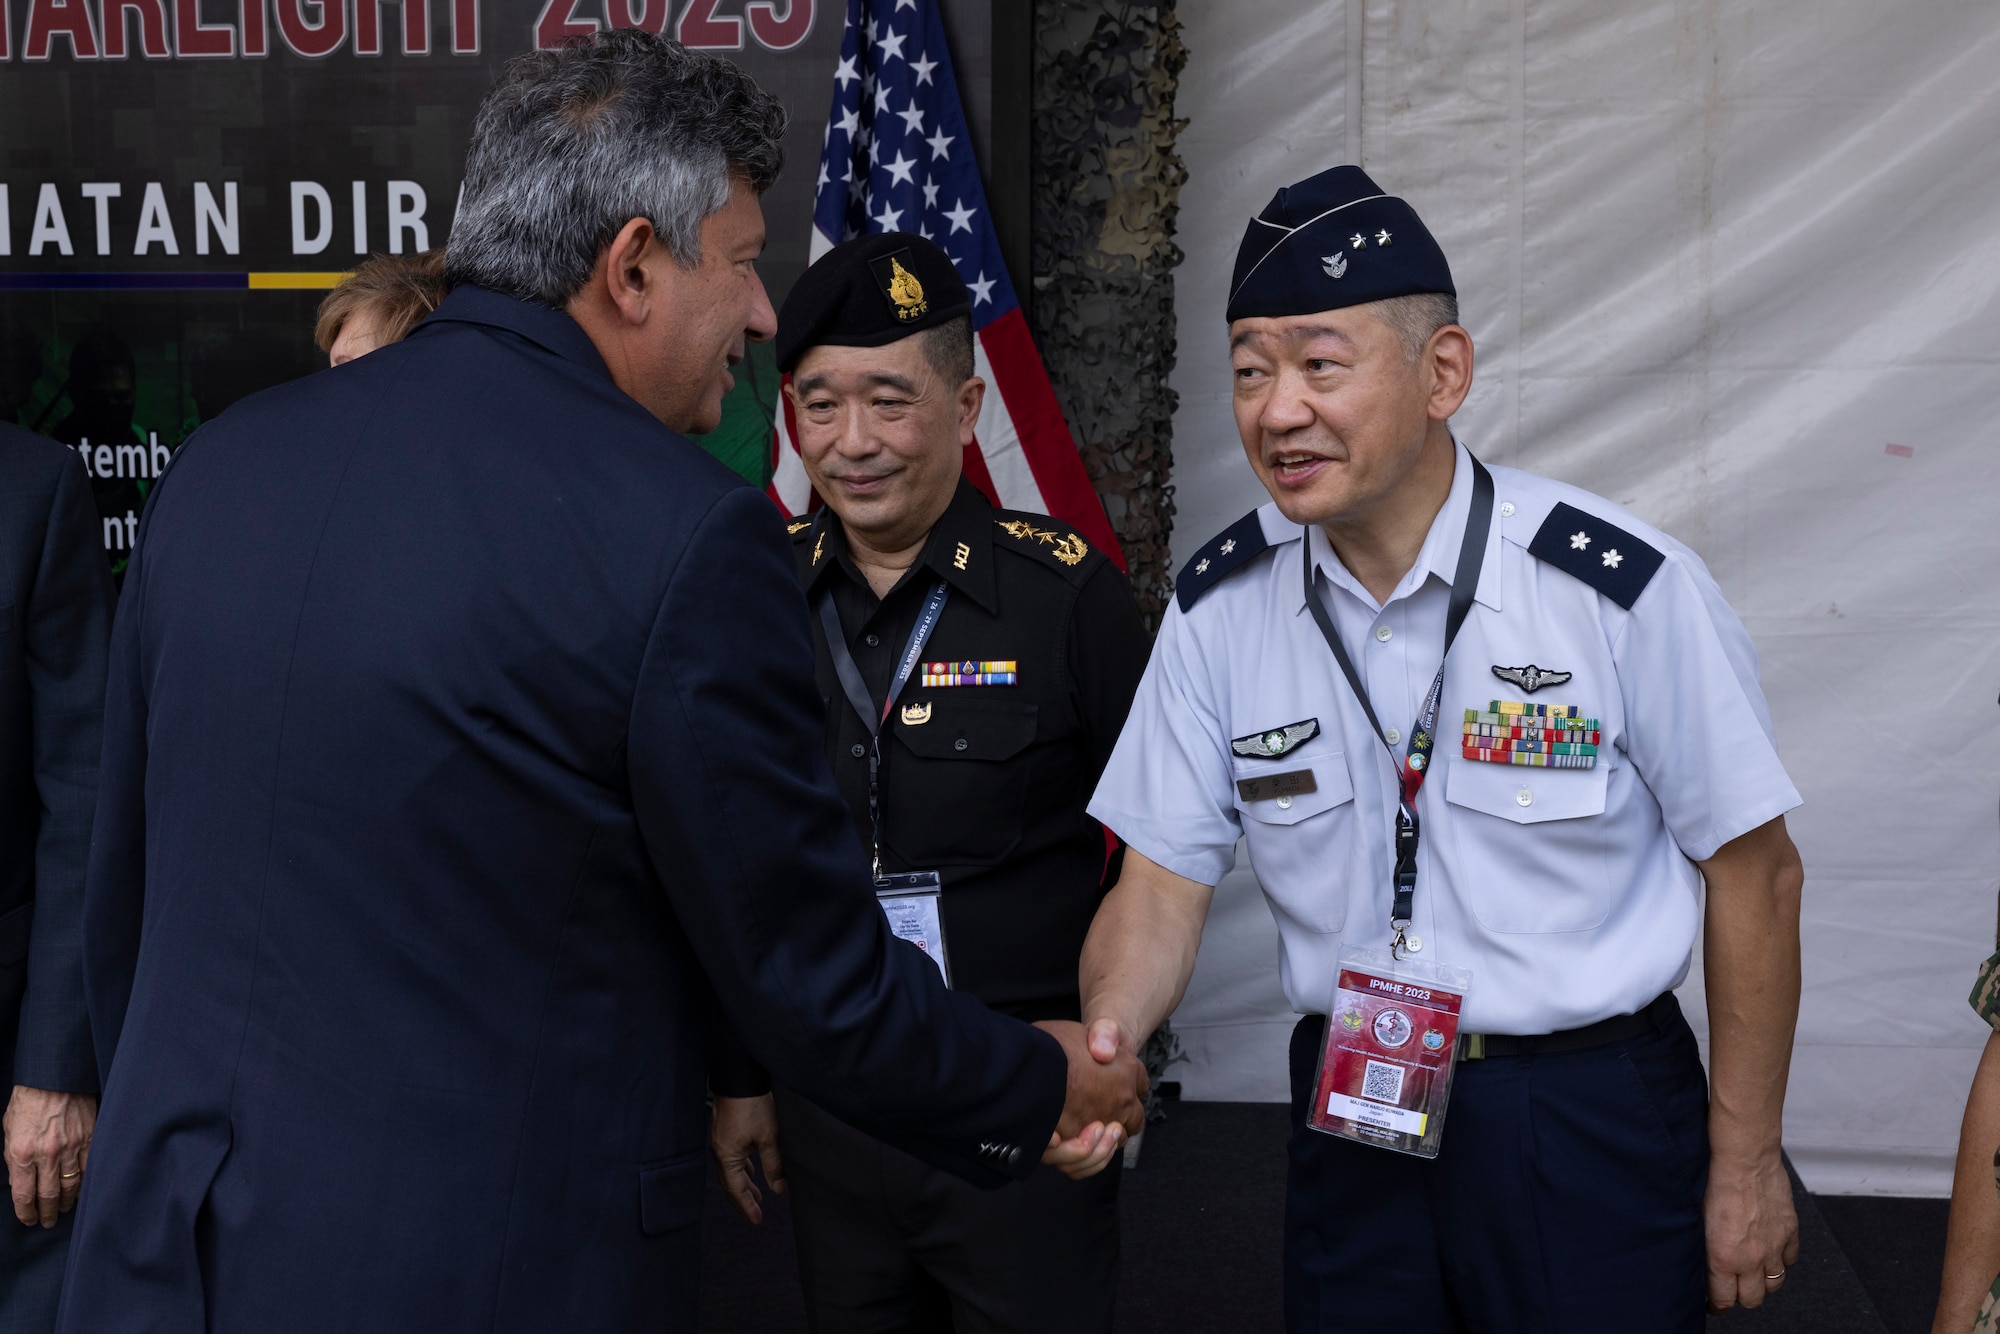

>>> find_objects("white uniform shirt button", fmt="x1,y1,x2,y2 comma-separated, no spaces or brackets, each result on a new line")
1374,626,1393,642
1516,788,1534,807
1385,728,1401,745
1500,502,1516,518
1276,795,1293,810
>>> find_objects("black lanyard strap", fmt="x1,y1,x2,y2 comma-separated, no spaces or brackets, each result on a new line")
1302,455,1494,949
817,578,951,877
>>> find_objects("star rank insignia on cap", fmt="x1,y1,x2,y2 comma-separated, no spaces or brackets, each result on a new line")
1491,664,1573,694
1232,718,1320,759
1527,502,1665,610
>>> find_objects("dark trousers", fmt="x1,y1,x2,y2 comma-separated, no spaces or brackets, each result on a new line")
775,1086,1121,1334
1284,998,1710,1334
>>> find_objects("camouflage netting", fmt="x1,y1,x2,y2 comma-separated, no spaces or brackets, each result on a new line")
1030,2,1187,627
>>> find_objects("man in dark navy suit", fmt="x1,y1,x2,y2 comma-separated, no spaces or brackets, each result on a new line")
59,32,1144,1333
0,423,114,1332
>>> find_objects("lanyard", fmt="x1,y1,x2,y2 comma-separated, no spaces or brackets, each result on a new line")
817,578,951,878
1302,457,1494,957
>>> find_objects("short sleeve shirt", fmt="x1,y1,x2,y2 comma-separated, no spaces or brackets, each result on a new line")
1088,442,1802,1034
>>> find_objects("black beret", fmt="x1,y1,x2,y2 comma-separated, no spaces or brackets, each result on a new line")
775,232,972,373
1225,165,1454,324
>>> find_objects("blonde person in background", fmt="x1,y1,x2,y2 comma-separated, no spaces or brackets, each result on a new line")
314,251,449,366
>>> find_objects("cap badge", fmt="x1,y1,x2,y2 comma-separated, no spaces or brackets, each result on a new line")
887,256,929,320
1491,664,1573,694
1321,251,1348,280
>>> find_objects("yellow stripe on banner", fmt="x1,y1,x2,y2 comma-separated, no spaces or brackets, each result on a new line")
247,272,350,290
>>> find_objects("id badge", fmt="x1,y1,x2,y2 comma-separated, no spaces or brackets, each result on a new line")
1308,945,1472,1158
875,871,951,988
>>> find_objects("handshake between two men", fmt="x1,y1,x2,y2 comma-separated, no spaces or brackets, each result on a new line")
1036,1021,1151,1179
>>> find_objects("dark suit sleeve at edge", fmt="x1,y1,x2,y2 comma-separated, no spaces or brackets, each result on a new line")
13,450,114,1094
707,1011,770,1100
78,450,166,1090
632,486,1066,1187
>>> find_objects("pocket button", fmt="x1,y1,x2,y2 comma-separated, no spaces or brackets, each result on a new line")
1516,788,1533,807
954,738,968,751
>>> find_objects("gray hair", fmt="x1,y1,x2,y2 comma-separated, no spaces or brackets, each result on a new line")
1371,292,1461,363
445,29,786,307
920,317,975,387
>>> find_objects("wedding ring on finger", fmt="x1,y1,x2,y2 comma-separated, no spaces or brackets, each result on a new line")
1763,1268,1785,1283
59,1171,81,1181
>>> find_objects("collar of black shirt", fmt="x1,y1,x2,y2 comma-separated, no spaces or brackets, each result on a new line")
802,478,1000,613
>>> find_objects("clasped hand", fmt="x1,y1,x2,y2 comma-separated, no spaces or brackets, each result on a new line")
1034,1019,1148,1180
5,1085,97,1229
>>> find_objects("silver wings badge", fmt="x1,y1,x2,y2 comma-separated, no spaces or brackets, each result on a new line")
1231,718,1321,759
1490,664,1573,694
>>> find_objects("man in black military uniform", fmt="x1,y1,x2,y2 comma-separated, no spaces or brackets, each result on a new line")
710,233,1151,1333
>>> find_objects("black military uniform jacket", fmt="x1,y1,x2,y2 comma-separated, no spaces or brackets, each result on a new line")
713,481,1148,1098
802,479,1150,1012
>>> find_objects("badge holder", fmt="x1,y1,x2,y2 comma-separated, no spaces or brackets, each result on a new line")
816,581,958,991
874,871,952,987
1308,945,1472,1159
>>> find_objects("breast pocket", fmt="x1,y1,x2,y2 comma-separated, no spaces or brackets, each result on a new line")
884,698,1039,867
1445,757,1611,933
1232,754,1357,933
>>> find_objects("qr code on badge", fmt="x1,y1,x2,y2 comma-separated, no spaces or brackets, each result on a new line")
1361,1059,1405,1104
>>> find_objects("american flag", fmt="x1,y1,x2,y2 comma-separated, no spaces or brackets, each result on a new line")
767,0,1125,569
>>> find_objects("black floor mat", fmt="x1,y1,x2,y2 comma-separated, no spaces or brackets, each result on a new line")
697,1100,1946,1333
1815,1194,1948,1334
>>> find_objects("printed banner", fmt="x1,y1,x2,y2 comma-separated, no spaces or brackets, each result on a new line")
0,0,914,579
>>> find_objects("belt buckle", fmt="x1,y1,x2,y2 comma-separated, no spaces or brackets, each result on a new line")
1458,1032,1486,1061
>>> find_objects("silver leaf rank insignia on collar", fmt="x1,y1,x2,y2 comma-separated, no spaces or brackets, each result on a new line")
1231,718,1319,759
1490,664,1572,694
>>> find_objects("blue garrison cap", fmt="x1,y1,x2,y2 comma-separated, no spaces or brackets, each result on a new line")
1225,166,1454,323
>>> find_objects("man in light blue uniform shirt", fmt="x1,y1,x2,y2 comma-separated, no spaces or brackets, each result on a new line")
1077,166,1807,1332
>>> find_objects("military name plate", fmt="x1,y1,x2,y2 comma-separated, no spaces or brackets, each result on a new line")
1235,769,1319,803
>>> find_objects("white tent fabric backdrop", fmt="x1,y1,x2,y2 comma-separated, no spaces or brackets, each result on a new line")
1157,0,2000,1196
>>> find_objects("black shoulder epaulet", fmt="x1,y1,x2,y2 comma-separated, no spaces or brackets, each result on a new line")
1175,510,1269,611
1526,501,1665,611
990,513,1103,584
